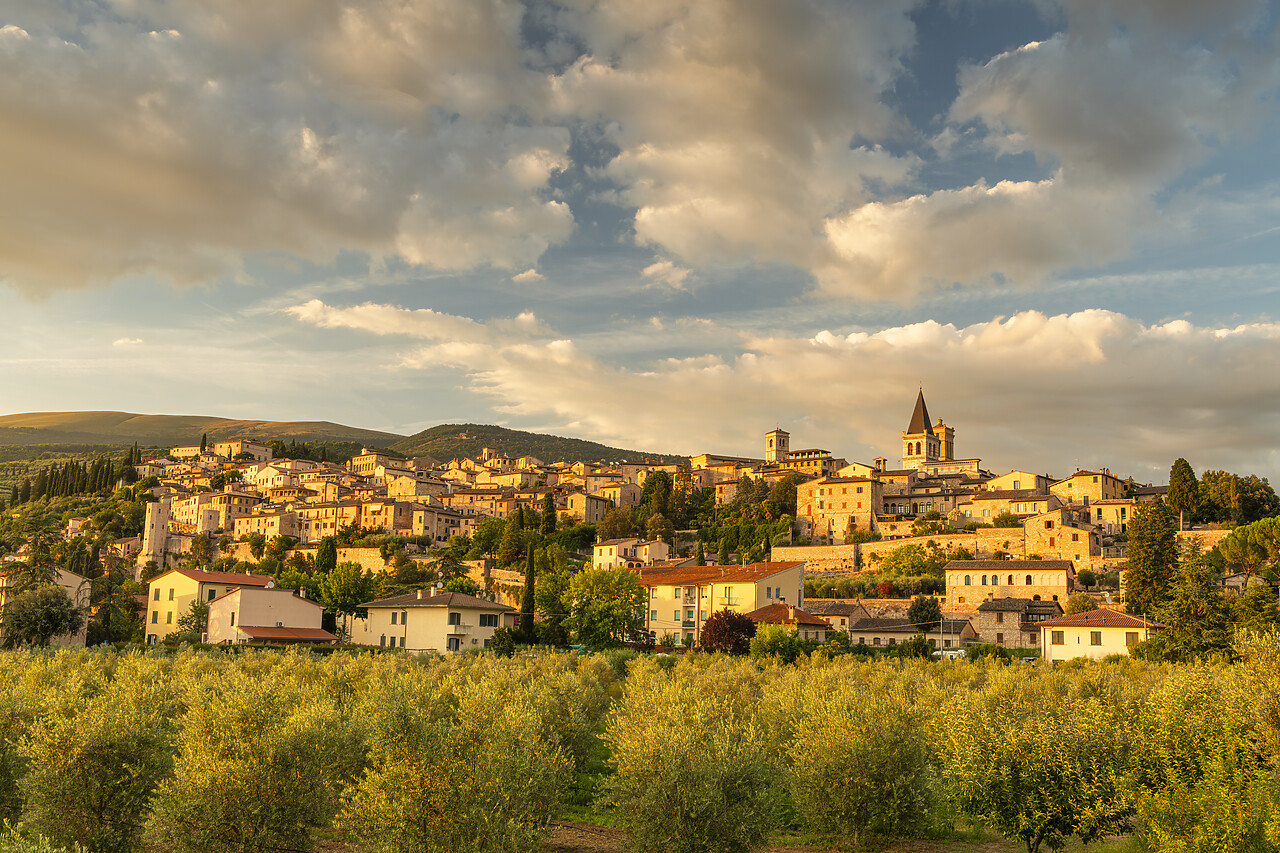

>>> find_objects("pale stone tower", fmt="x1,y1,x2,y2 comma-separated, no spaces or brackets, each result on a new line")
765,428,790,463
902,390,942,469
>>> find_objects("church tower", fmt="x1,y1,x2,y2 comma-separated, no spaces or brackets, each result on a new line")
902,390,942,469
765,428,790,463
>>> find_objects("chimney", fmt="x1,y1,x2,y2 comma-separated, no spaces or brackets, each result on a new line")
788,604,796,622
416,589,425,600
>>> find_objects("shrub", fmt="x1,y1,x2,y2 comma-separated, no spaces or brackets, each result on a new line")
700,610,757,655
21,675,173,853
602,661,780,853
788,684,936,845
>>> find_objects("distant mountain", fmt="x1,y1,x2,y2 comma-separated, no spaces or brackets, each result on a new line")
0,411,404,449
390,423,686,465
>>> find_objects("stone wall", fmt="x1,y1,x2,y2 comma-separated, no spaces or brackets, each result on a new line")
773,543,860,574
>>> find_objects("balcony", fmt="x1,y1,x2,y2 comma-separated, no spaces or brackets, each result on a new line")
681,620,696,629
446,623,474,635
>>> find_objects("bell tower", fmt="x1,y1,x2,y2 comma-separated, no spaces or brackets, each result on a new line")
765,428,790,463
902,389,941,469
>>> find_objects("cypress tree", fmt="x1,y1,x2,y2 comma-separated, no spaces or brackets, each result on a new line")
497,515,523,567
696,541,706,566
10,485,19,506
520,547,536,641
1168,458,1198,532
19,478,31,504
540,493,556,536
316,536,339,575
1126,500,1178,615
200,433,208,453
32,468,47,500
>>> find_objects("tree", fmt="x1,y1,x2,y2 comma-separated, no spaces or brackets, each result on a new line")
1,585,83,648
497,514,524,567
699,609,757,655
1125,500,1178,616
1138,540,1232,661
749,624,803,663
1232,580,1280,633
789,687,935,846
171,600,209,643
442,577,480,596
1076,569,1097,590
199,433,207,453
906,595,942,633
321,562,378,636
315,536,338,576
20,682,173,853
695,541,706,566
645,512,674,546
603,665,780,853
946,679,1133,853
596,505,636,543
1168,458,1198,531
565,567,645,649
992,511,1022,528
1064,593,1098,615
540,492,556,536
878,544,943,578
519,548,537,641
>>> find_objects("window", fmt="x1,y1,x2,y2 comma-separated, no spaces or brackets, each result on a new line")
650,610,657,621
401,610,407,624
1051,630,1064,645
1090,631,1102,646
981,575,987,585
207,589,218,601
1048,537,1055,547
1045,520,1054,529
996,612,1004,624
1008,575,1014,585
1025,575,1033,585
700,610,707,621
479,614,498,628
766,587,772,600
448,612,461,626
995,633,1004,645
391,612,397,625
685,609,694,621
168,589,175,600
380,635,386,647
1126,632,1139,647
674,610,680,621
964,575,971,585
873,637,881,646
1072,533,1079,542
166,611,174,624
151,611,158,624
153,588,160,601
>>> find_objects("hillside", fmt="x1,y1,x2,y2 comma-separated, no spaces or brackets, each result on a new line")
0,411,404,450
390,424,686,465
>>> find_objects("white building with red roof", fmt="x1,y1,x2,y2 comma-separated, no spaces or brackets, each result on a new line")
1039,609,1164,662
145,567,272,644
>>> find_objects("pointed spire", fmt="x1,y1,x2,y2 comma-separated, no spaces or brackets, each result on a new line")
907,389,934,436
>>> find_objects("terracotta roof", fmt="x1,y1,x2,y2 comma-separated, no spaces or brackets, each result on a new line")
1039,610,1164,629
235,626,338,642
744,603,830,627
945,560,1074,571
159,568,273,587
804,600,871,618
361,590,515,610
639,561,804,587
906,389,934,436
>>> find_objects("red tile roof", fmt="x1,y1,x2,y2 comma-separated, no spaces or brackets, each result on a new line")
235,626,338,642
1038,609,1164,629
161,568,273,587
744,603,830,627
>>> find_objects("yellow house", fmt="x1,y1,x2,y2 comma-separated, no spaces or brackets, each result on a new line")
639,561,805,645
744,602,832,643
145,567,273,644
353,588,516,653
1039,609,1163,662
207,587,334,645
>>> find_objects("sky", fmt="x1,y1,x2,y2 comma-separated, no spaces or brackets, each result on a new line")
2,0,1280,485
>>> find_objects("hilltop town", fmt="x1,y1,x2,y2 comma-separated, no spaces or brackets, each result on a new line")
0,391,1273,660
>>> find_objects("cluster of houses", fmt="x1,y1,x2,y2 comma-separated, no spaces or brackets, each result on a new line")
5,393,1203,658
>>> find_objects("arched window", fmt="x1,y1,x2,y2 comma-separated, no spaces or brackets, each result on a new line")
964,575,971,585
981,575,987,585
1033,595,1041,601
1007,574,1014,586
1025,574,1033,585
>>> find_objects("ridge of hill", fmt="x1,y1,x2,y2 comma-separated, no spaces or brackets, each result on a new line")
390,424,686,465
0,411,404,450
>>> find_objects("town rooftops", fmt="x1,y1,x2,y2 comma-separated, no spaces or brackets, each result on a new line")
848,616,972,634
1038,610,1165,630
744,603,830,627
360,590,516,610
976,597,1064,617
968,489,1048,502
639,561,805,587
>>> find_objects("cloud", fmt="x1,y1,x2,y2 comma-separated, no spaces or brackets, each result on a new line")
288,299,1280,480
641,259,691,290
0,0,570,296
511,268,545,283
112,337,144,347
